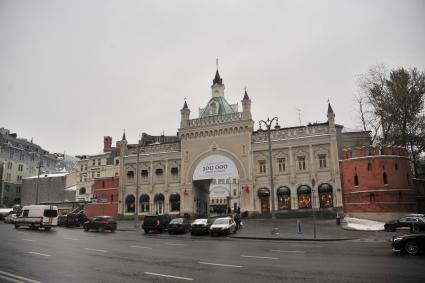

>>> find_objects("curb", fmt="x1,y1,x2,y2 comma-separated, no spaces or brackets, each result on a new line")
229,235,354,241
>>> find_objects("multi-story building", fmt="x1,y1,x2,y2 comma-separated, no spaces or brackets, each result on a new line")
0,128,58,207
76,138,120,201
117,69,364,217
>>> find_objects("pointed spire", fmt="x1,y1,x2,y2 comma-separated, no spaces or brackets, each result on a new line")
182,99,188,110
327,102,334,114
243,87,250,100
122,129,127,141
213,69,223,85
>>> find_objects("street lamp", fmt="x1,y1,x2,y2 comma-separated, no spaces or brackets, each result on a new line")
35,160,43,205
134,136,141,228
258,117,280,220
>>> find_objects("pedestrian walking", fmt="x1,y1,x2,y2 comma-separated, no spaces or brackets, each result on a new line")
234,213,241,231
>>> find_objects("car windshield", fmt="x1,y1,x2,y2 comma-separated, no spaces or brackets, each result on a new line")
192,219,207,225
213,218,229,225
170,218,183,224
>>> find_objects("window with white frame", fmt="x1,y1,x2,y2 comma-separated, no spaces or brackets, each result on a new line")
297,156,306,171
155,168,164,182
278,158,286,172
318,154,327,169
259,160,266,174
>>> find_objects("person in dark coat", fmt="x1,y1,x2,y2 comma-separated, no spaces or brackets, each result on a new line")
234,213,241,230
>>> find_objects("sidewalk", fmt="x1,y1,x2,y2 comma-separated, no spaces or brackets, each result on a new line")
116,218,393,242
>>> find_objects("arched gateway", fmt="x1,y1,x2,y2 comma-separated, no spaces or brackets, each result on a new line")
191,154,240,216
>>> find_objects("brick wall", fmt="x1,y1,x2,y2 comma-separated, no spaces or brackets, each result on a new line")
84,177,119,217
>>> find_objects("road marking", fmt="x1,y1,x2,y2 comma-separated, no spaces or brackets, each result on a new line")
28,252,51,257
165,242,187,246
241,255,279,260
129,245,152,249
270,249,306,254
84,248,107,253
64,238,79,241
22,239,35,242
290,244,322,248
0,270,43,283
144,272,193,281
198,261,243,268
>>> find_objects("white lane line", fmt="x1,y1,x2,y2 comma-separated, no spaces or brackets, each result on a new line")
84,248,107,253
270,249,306,254
145,272,193,281
290,244,323,248
129,245,152,249
199,261,243,268
28,252,51,257
241,255,279,260
165,242,187,246
64,237,79,241
0,270,43,283
22,239,35,242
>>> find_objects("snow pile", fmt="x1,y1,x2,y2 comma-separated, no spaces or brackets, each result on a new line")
344,217,385,231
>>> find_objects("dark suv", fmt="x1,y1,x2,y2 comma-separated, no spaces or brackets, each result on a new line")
83,216,117,232
385,216,425,232
66,211,89,227
141,215,171,234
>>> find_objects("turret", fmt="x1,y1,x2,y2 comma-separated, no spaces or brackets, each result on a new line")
180,100,191,128
211,69,225,98
327,102,335,126
119,130,128,156
241,89,252,119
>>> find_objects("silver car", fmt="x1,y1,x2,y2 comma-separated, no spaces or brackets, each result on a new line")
4,213,17,224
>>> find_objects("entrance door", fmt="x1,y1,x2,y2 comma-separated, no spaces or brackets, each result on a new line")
260,197,270,214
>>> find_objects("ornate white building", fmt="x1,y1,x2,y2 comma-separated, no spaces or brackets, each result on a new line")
118,68,355,217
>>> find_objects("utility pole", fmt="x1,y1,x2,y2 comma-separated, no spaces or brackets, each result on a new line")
35,160,43,205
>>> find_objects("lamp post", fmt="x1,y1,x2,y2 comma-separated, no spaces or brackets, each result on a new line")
258,117,280,220
134,137,141,228
35,160,43,205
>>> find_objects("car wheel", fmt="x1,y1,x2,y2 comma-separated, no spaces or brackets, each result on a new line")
84,226,89,232
45,227,51,231
144,229,149,234
99,227,104,233
404,241,420,255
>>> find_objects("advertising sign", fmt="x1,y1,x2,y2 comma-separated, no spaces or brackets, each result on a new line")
193,154,239,181
210,187,230,198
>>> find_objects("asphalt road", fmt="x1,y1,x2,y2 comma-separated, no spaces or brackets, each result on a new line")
0,223,423,283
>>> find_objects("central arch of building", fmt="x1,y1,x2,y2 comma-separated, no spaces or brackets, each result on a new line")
191,154,240,216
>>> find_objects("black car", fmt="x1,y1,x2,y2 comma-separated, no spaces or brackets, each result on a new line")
191,218,214,235
168,218,191,234
391,234,425,255
141,215,171,234
66,212,89,227
384,216,425,232
83,216,117,232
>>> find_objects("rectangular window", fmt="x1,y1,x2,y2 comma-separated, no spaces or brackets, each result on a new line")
7,162,12,169
155,168,164,182
319,154,327,169
127,170,134,181
278,158,286,172
297,156,306,170
43,210,58,217
18,164,23,171
80,176,83,182
115,159,119,165
91,172,95,178
171,167,179,180
80,165,84,171
84,165,87,171
16,186,21,193
233,189,237,196
98,159,101,166
23,210,29,217
5,185,9,192
141,170,149,182
259,160,266,174
6,173,11,181
92,160,95,166
97,172,100,178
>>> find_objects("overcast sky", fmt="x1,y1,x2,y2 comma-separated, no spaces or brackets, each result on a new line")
1,0,424,156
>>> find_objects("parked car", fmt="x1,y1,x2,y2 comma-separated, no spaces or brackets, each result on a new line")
58,215,68,226
141,215,171,234
83,216,117,232
191,218,214,235
168,218,191,234
66,211,89,227
0,208,13,220
384,216,425,232
391,234,425,255
15,205,58,231
4,212,16,224
209,217,237,236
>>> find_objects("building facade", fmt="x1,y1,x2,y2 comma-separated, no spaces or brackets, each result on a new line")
0,128,58,207
340,146,417,221
118,69,346,217
84,176,119,217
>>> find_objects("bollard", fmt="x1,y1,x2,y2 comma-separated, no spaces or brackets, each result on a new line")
336,214,341,225
297,220,302,234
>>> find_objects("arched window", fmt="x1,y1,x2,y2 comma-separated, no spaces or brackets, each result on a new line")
169,193,181,212
277,186,291,210
383,172,388,185
79,187,86,195
318,183,333,208
125,195,135,213
139,194,150,213
354,174,359,187
297,185,311,209
154,193,165,214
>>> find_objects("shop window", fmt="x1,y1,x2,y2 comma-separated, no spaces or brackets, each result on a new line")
278,158,286,172
318,183,333,208
354,174,359,187
297,156,306,171
154,193,165,214
155,168,164,182
125,195,135,213
318,154,327,169
169,193,180,212
277,186,291,210
297,185,311,209
139,194,150,213
141,170,149,182
258,160,266,174
383,172,388,185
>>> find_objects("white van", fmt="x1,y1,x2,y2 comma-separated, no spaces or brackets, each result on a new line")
15,205,58,230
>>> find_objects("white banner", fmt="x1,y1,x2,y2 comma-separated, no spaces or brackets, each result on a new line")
193,154,239,181
210,186,230,197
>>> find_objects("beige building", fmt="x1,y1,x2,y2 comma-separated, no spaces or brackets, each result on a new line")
118,69,347,217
